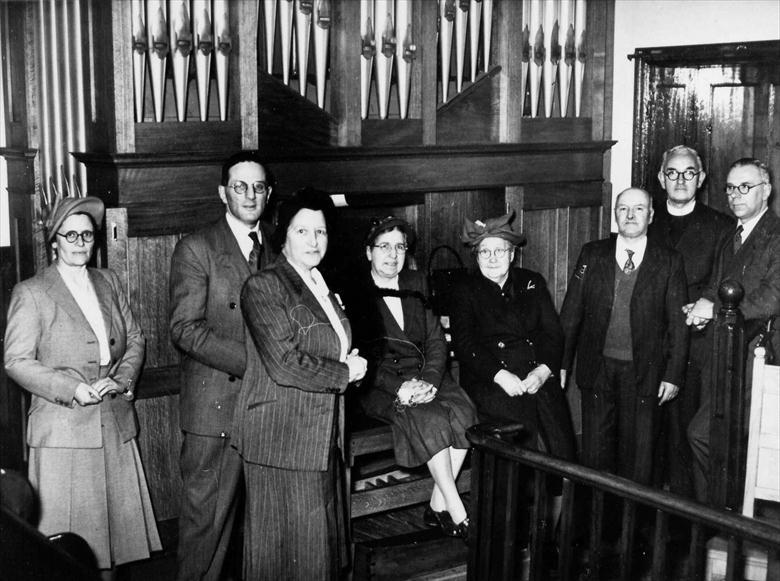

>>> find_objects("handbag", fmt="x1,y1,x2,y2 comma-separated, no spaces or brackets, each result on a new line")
427,245,469,316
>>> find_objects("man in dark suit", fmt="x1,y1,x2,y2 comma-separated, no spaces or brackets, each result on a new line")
684,157,780,502
560,188,689,484
169,151,275,581
649,145,732,496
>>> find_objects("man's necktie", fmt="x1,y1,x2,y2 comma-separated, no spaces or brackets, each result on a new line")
623,249,636,274
248,231,262,271
733,225,743,254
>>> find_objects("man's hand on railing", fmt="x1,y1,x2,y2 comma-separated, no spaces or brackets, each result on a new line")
683,298,714,329
657,381,679,405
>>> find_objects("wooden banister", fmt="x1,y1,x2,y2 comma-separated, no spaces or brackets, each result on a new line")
708,280,747,510
466,424,780,581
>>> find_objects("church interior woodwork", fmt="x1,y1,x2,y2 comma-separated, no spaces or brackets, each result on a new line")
1,0,615,525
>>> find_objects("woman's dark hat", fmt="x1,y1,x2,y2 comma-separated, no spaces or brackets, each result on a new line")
365,216,416,248
461,211,526,247
46,196,105,242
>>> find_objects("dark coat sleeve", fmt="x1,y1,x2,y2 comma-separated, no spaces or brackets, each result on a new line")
662,251,690,388
559,245,591,373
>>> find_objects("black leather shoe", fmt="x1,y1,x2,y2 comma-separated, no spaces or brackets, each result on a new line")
423,505,457,535
454,517,470,544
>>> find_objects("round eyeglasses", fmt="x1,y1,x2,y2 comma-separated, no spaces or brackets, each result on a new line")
725,182,766,197
373,242,408,254
228,181,270,196
57,230,95,244
663,169,701,182
477,247,511,259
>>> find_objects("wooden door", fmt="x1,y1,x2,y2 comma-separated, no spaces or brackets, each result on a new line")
631,41,780,217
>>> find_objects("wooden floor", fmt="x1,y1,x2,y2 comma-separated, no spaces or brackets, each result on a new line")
115,503,469,581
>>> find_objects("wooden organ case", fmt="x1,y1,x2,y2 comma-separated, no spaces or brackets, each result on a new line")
6,0,615,522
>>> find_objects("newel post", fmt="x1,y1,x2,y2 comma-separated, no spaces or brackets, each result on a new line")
708,280,747,510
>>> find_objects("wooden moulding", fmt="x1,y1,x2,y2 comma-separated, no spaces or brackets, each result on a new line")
74,140,614,237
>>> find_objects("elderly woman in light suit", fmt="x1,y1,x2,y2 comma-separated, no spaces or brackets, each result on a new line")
234,188,367,580
4,196,160,578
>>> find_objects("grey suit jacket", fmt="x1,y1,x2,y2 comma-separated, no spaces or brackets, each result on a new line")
4,265,144,448
169,216,275,437
233,256,351,471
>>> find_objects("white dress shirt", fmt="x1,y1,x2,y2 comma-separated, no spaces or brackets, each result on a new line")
224,212,262,262
57,263,111,365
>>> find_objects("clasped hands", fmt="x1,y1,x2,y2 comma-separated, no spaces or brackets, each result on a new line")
395,378,437,407
73,377,123,407
682,298,714,330
494,365,551,398
346,348,368,383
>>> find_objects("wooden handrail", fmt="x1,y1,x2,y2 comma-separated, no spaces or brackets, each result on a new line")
466,425,780,550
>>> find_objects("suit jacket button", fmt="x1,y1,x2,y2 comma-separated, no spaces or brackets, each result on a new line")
228,375,236,382
229,302,237,309
397,370,403,376
109,338,116,346
220,432,227,438
497,341,505,349
392,358,399,364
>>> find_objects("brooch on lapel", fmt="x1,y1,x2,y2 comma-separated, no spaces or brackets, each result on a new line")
574,263,588,280
526,281,536,290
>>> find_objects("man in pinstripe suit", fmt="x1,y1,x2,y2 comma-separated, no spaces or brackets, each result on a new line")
169,151,275,581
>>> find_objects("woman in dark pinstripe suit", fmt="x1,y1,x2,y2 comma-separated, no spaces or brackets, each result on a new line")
234,189,366,580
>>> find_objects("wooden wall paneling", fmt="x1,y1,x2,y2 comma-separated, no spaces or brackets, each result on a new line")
0,246,25,470
707,84,756,216
1,2,31,147
134,395,183,521
518,208,557,293
1,149,37,281
256,72,334,149
423,189,506,271
106,0,134,153
767,82,780,217
585,0,614,144
420,0,438,145
331,0,361,146
492,0,523,142
128,234,180,369
76,143,613,237
436,67,500,145
238,0,259,149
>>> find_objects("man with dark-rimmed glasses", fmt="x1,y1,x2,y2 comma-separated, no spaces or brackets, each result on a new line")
169,151,276,580
684,157,780,503
648,145,731,498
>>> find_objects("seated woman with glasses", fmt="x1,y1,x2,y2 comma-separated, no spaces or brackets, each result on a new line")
340,216,478,541
448,212,576,461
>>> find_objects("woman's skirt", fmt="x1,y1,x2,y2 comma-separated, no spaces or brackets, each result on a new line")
28,402,161,569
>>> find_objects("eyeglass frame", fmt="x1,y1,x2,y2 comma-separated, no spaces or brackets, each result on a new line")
372,242,408,254
56,230,95,244
724,182,767,197
663,168,701,182
228,180,271,196
476,247,513,259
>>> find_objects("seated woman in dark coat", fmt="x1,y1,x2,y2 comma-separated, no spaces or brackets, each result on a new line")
449,212,576,461
341,217,478,540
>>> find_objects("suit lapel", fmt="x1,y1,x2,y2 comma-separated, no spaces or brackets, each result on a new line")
89,270,115,338
214,217,253,282
594,240,617,298
42,266,94,332
633,241,662,300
